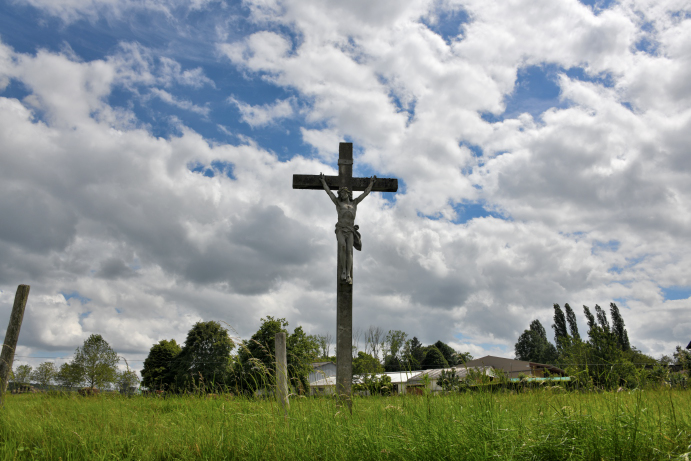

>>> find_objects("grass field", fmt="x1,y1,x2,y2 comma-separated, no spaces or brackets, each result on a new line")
0,387,689,460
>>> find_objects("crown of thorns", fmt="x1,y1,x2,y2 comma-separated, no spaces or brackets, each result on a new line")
338,187,352,198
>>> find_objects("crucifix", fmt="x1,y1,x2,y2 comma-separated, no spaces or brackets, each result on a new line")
293,142,398,405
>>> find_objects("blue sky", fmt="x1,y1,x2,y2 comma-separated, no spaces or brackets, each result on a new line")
0,0,690,371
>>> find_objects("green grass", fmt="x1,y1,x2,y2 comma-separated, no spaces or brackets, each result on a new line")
1,388,689,460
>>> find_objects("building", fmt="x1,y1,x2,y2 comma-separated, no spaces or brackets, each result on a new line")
406,366,495,393
308,361,336,384
463,355,567,379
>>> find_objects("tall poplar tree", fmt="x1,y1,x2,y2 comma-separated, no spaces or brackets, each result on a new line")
564,303,580,340
594,305,610,332
552,304,569,348
583,305,597,334
609,303,630,351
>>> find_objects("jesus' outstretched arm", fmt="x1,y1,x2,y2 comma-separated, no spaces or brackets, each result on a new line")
354,175,376,205
319,173,339,206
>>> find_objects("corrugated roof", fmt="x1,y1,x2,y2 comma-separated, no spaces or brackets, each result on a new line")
311,361,335,368
407,366,495,384
463,355,566,376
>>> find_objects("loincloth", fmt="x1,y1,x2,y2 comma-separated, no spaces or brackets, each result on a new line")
335,223,362,251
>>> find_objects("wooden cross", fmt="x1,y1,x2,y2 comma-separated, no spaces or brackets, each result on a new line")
293,142,398,406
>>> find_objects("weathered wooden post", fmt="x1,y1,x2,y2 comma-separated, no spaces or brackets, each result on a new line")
0,285,30,406
275,332,289,416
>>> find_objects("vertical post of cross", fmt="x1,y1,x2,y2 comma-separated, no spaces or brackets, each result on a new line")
292,142,398,413
275,332,289,417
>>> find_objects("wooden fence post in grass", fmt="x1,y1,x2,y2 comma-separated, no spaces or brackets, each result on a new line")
0,285,30,406
275,332,289,416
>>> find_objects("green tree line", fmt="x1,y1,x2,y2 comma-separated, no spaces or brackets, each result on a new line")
515,302,688,388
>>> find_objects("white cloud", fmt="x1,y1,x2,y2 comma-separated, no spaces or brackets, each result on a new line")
150,88,210,116
228,96,294,127
2,0,691,372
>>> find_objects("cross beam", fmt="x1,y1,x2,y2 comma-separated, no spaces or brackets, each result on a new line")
292,143,398,193
292,142,397,408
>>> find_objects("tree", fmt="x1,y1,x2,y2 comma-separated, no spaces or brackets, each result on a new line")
73,334,119,389
385,330,407,361
286,326,319,393
141,339,181,391
456,351,473,364
609,303,630,351
353,351,383,376
564,303,580,340
594,305,610,333
434,340,458,366
515,320,558,364
674,345,691,372
315,333,332,359
174,321,235,391
116,369,140,393
31,362,57,387
420,347,449,369
56,362,84,388
382,330,408,372
237,317,318,394
408,337,424,364
583,305,597,334
12,364,32,383
552,304,569,348
364,326,385,360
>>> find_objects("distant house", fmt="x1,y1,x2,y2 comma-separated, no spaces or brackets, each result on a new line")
309,361,336,384
309,371,421,396
463,355,567,379
407,366,495,393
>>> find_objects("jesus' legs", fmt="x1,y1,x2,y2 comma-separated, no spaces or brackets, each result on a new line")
337,233,348,281
345,233,354,284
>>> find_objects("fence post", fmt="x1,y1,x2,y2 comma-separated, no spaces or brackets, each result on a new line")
0,285,30,406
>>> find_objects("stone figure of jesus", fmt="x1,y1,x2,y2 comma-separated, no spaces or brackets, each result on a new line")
319,173,376,284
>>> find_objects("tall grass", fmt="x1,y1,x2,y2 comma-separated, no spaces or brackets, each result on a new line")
1,387,689,460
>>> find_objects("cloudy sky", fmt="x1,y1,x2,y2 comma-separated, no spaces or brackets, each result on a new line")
1,0,690,372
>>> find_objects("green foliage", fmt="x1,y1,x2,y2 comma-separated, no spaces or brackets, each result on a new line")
433,340,458,366
552,304,569,349
353,352,383,376
610,302,631,351
30,362,57,387
353,373,392,395
383,354,401,372
56,362,84,388
674,346,691,372
564,303,580,340
174,321,235,391
594,304,610,332
436,369,460,391
2,389,690,460
420,347,448,369
73,334,119,390
314,334,332,359
515,319,558,364
12,364,32,384
384,330,407,361
141,339,181,391
286,326,319,393
116,370,140,392
456,351,473,364
237,316,318,394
